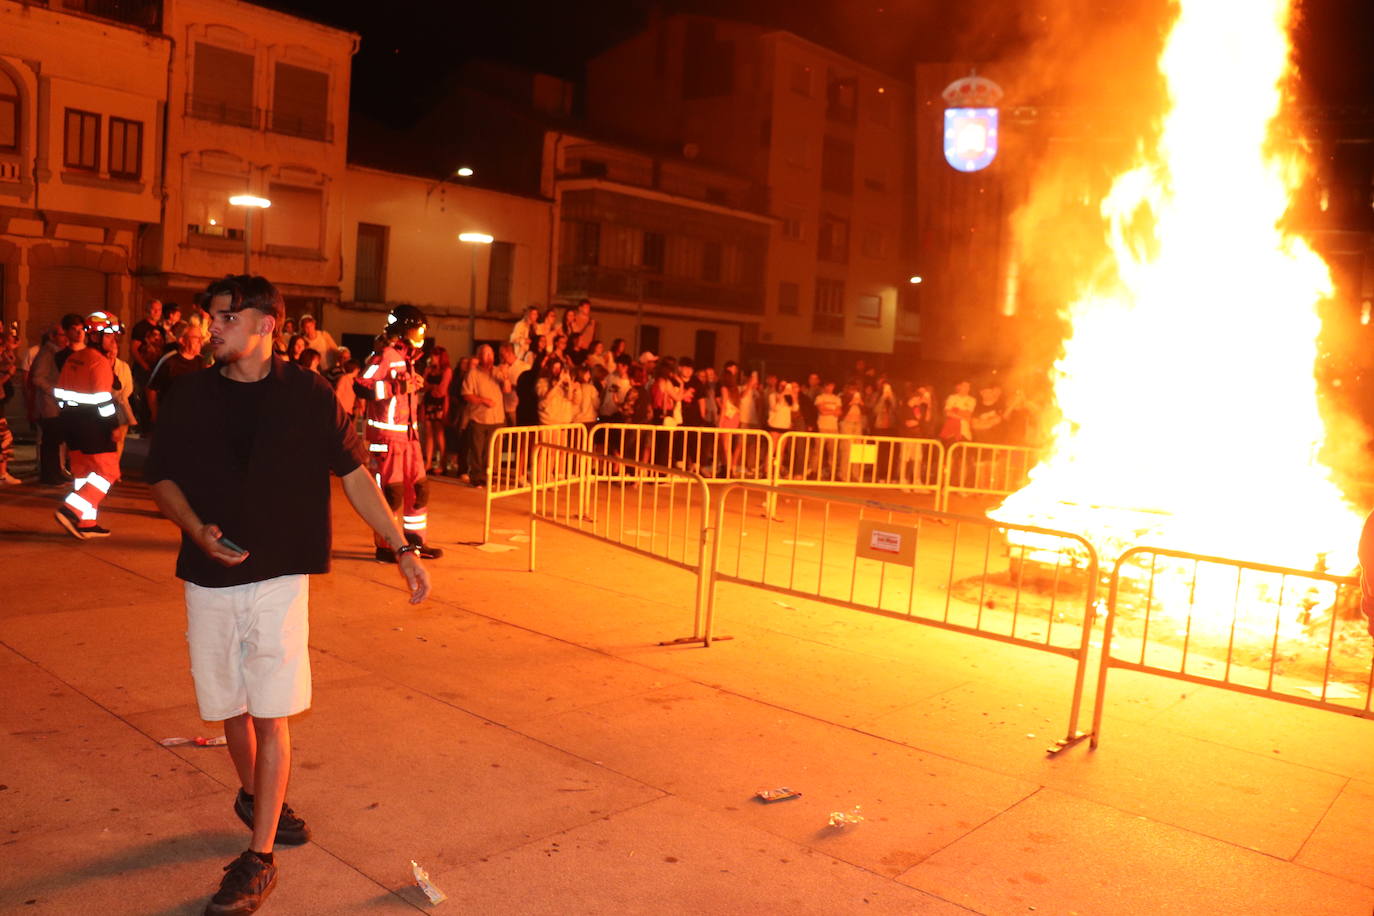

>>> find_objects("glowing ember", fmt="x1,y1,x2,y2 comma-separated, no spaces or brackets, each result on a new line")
993,0,1363,576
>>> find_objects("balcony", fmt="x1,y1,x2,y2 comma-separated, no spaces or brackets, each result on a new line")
186,94,260,130
268,111,334,143
47,0,160,29
557,264,763,314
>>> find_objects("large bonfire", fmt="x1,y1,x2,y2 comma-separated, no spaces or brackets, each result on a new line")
991,0,1363,574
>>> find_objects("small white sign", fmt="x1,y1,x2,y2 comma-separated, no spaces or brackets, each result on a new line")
870,530,902,554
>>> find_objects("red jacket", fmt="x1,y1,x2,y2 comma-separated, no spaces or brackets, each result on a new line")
360,342,420,441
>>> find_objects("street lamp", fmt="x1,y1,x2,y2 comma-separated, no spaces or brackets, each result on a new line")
229,194,271,275
459,232,494,352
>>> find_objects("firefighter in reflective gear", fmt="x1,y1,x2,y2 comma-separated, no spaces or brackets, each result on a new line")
54,311,123,539
359,304,443,561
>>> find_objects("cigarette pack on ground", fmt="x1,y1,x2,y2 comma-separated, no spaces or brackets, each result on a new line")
756,787,802,803
411,860,447,905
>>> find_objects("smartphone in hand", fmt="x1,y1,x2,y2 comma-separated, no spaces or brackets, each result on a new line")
217,535,248,556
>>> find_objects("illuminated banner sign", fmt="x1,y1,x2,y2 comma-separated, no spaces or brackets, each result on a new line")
942,75,1003,173
944,108,999,172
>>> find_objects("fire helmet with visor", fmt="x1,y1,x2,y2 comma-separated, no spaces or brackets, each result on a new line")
84,311,123,337
384,303,427,347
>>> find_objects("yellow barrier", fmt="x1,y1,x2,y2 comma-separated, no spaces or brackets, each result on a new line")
588,423,773,483
710,482,1100,750
772,432,943,496
529,442,717,646
1090,546,1366,748
483,423,587,542
939,441,1040,511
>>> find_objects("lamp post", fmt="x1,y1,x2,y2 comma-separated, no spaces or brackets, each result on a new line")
458,232,494,353
228,194,271,275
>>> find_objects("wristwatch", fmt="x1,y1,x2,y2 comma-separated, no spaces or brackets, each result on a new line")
395,543,421,558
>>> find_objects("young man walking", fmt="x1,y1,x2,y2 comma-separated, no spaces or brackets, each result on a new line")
147,275,431,916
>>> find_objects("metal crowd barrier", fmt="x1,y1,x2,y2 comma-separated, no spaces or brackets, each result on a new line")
1090,546,1367,748
483,423,587,542
772,432,943,496
528,442,717,646
710,482,1101,749
588,423,774,483
939,441,1040,511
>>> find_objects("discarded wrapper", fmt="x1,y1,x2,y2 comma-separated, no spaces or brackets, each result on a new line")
411,860,447,905
827,806,864,827
159,736,227,747
756,787,802,803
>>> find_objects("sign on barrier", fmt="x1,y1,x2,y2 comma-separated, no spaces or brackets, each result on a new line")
1090,546,1367,748
710,482,1100,750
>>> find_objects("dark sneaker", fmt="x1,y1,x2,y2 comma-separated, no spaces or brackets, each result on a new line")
405,533,443,559
374,546,397,564
54,507,88,540
205,851,277,916
234,789,312,846
81,524,111,538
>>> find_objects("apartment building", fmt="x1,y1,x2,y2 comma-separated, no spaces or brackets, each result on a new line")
139,0,357,318
585,15,913,375
0,0,168,341
545,128,771,366
335,164,552,358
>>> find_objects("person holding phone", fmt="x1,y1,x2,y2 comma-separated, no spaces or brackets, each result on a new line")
147,275,430,916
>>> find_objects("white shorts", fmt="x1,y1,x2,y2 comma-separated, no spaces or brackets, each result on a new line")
184,574,312,721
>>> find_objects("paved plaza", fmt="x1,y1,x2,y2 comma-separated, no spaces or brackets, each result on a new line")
2,443,1373,915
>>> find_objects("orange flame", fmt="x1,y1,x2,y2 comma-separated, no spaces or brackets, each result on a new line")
993,0,1361,573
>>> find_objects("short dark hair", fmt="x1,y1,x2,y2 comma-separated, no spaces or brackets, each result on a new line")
204,274,284,326
678,356,694,370
60,313,85,331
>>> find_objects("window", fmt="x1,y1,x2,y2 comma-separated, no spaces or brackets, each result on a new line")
856,294,882,327
185,166,249,241
814,278,845,334
821,136,853,194
578,159,608,178
639,323,661,355
861,226,887,259
702,241,723,283
564,220,600,266
694,329,716,369
641,231,665,272
354,223,388,302
271,63,329,140
0,68,18,153
826,71,857,123
778,281,800,315
780,213,803,241
817,213,849,264
63,109,100,171
265,182,323,254
191,43,256,128
864,161,888,192
683,20,734,99
870,88,891,126
790,62,811,97
107,117,142,179
487,240,516,312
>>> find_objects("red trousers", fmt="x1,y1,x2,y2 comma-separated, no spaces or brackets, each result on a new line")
64,450,121,527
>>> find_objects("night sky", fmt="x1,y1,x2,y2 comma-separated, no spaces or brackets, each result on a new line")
266,0,1374,127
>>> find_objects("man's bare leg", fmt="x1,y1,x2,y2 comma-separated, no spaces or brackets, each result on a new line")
223,713,257,793
248,716,290,852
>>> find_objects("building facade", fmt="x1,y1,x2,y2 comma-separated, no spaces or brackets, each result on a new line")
334,163,552,358
585,15,914,376
139,0,357,318
0,0,168,341
545,129,771,366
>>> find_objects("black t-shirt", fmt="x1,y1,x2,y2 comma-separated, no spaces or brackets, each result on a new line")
146,358,364,588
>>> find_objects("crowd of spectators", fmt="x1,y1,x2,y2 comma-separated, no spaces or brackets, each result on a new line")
3,295,1045,490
